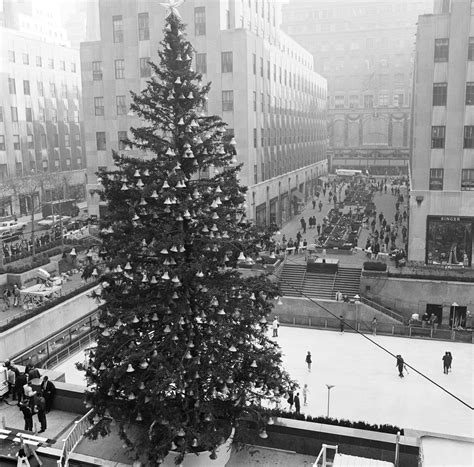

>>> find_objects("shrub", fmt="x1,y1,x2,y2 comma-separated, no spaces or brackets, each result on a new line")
363,261,387,272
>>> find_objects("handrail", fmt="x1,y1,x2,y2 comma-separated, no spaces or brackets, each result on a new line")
57,409,94,467
314,443,339,467
360,296,405,323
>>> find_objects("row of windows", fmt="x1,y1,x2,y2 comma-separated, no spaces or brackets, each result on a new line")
7,50,76,72
0,104,79,124
434,37,474,62
96,131,128,151
252,126,326,148
112,13,149,43
429,168,474,191
333,92,405,109
431,82,474,106
431,125,474,149
7,78,79,99
91,58,151,80
0,132,81,151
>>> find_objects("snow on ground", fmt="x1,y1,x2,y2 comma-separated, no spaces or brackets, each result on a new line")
53,326,473,438
273,326,473,438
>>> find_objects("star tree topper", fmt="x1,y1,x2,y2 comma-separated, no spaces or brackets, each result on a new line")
159,0,185,19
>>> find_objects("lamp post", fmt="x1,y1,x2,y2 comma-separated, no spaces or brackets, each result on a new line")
451,302,459,330
326,384,335,417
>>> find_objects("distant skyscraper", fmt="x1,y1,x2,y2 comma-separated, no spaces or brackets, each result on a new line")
282,0,432,176
409,0,474,267
81,0,328,224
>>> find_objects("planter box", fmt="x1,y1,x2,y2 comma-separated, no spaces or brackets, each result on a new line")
8,259,59,286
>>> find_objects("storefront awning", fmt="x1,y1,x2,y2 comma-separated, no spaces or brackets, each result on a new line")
293,191,304,200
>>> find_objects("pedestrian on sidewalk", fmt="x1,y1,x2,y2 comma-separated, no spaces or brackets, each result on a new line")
318,200,323,212
312,196,316,209
41,376,56,413
300,217,306,234
317,223,321,235
305,351,312,372
302,384,309,406
34,393,47,433
18,401,33,432
272,317,279,337
294,393,301,414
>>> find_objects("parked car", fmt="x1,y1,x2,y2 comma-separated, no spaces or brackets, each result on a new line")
37,215,72,228
0,220,27,239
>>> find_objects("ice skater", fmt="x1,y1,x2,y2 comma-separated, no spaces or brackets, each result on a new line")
339,315,345,333
302,384,309,406
442,352,450,374
305,351,312,372
396,355,406,378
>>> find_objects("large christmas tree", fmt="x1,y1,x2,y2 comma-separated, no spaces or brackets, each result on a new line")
84,8,292,466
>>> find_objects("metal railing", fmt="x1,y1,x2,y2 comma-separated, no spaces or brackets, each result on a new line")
42,329,97,370
360,296,405,323
314,444,338,467
57,409,94,467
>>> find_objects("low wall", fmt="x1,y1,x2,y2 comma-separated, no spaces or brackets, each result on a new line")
0,286,100,361
274,297,401,325
361,275,474,323
238,417,419,466
8,259,59,286
52,381,88,415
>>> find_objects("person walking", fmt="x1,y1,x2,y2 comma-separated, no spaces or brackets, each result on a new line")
312,196,316,209
302,384,309,406
317,223,321,235
371,317,377,335
18,401,33,432
294,393,301,414
442,352,450,374
287,390,294,411
319,200,323,212
40,376,56,413
339,315,345,333
396,355,405,378
272,317,279,338
305,351,312,372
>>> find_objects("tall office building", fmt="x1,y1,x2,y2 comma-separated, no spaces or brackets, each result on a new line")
0,0,86,216
81,0,328,225
282,0,432,175
409,0,474,267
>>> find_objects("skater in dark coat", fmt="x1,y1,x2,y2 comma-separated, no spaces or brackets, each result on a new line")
305,351,312,372
396,355,405,377
442,352,450,374
294,393,301,414
339,315,345,333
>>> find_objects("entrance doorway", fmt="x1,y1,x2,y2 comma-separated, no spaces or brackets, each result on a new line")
450,305,467,329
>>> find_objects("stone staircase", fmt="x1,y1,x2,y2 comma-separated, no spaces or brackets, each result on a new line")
301,272,336,300
278,263,306,297
333,267,361,298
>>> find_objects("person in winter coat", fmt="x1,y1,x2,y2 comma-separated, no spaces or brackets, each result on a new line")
41,376,56,413
396,355,405,377
18,401,33,432
305,351,312,372
294,393,301,414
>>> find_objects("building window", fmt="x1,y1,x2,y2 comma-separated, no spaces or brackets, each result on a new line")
252,54,256,74
364,94,374,108
115,59,125,79
22,53,29,65
94,97,105,116
50,82,56,97
222,91,234,111
64,134,70,147
37,81,44,96
26,107,33,122
393,93,404,107
27,134,34,149
140,57,151,77
61,84,68,99
71,62,76,73
92,61,103,80
60,60,66,70
51,109,57,123
334,95,345,109
0,136,5,151
434,38,449,62
36,56,42,67
138,12,150,41
349,95,359,108
13,135,20,150
261,92,264,112
267,60,270,80
23,80,30,95
471,0,474,14
39,108,45,122
260,57,264,77
431,126,445,148
221,52,233,73
63,110,69,122
429,168,444,190
253,128,257,148
464,125,474,148
48,58,54,69
8,78,16,94
253,91,257,111
469,37,474,60
378,93,389,107
8,50,15,62
466,82,474,105
116,95,126,115
11,107,18,122
461,169,474,190
40,133,46,149
118,131,128,150
433,83,447,106
196,53,207,74
113,15,123,43
195,7,206,35
96,132,106,150
0,107,3,122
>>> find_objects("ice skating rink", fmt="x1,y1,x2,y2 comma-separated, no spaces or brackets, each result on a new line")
54,326,473,438
274,326,473,438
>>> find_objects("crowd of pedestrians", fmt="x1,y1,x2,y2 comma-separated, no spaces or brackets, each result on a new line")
3,360,56,435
